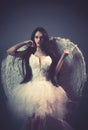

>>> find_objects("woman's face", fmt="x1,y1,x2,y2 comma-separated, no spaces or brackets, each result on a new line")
34,31,44,47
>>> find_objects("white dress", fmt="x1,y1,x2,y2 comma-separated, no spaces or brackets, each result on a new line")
8,54,69,120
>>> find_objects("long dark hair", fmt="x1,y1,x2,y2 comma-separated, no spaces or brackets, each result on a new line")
31,27,61,85
22,27,60,85
43,38,61,85
21,27,49,83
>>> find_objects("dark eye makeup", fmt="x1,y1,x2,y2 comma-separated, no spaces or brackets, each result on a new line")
35,36,43,39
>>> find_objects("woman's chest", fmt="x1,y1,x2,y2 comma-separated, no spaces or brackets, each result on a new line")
29,54,52,69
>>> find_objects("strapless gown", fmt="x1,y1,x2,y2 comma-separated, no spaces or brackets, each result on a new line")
8,54,69,120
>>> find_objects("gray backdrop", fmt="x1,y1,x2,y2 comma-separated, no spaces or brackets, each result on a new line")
0,0,88,130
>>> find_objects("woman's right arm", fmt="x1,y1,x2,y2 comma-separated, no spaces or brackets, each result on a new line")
7,40,34,57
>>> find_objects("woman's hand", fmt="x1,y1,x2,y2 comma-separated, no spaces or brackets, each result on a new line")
64,49,69,55
24,40,35,47
63,49,69,58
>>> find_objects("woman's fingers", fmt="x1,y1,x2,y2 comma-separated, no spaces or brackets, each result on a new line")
24,40,35,47
64,50,69,55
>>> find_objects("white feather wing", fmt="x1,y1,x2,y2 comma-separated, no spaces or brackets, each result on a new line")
53,37,86,100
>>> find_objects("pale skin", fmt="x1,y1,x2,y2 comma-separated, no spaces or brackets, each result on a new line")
55,49,69,75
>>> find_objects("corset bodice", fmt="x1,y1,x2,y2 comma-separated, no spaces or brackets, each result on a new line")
29,54,52,80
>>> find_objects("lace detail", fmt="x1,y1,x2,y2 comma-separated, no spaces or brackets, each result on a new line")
29,54,52,80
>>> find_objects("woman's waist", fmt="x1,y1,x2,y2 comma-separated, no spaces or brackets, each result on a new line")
32,74,47,81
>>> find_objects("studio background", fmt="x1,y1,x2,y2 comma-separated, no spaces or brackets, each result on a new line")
0,0,88,130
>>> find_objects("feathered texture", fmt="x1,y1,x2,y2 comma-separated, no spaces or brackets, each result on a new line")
1,37,86,130
1,56,25,97
1,52,69,122
50,37,87,100
1,37,87,101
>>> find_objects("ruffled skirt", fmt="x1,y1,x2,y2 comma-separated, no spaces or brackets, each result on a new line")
8,79,69,120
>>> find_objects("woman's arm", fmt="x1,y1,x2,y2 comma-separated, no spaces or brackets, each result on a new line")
55,50,69,75
7,40,34,57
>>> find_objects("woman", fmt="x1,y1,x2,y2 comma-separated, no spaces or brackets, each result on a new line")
2,27,74,130
7,27,69,84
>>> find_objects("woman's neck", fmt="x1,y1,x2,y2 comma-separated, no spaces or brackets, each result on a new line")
35,46,46,57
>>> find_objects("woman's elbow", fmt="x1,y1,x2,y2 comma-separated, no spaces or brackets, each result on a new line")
7,49,15,56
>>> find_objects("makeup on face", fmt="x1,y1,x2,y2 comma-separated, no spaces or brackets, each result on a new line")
34,31,44,46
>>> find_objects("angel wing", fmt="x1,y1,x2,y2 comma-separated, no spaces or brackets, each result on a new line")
51,37,87,100
1,56,25,97
1,38,86,101
1,45,30,98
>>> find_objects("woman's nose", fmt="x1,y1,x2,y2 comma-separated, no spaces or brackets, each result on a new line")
37,38,41,41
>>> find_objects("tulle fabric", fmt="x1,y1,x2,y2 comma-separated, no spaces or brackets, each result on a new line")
7,54,69,120
8,80,68,120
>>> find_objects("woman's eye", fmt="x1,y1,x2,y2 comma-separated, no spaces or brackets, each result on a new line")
35,36,38,39
35,36,43,40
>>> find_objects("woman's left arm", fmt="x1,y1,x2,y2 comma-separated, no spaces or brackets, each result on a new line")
55,50,69,76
